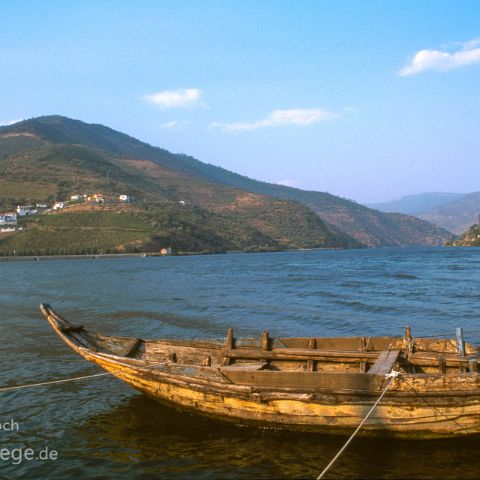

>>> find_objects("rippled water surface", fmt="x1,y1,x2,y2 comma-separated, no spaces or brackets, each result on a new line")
2,247,480,479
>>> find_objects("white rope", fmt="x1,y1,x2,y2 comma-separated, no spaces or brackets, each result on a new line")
316,371,401,480
0,372,112,393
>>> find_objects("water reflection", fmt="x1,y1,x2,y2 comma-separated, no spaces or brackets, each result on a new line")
70,394,480,479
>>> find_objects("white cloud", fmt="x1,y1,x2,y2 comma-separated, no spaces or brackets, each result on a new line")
399,39,480,76
159,120,191,129
145,88,201,108
159,121,178,129
0,118,23,126
210,108,338,131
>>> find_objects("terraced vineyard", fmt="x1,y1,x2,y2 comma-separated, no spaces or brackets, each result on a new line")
0,210,153,256
39,210,150,229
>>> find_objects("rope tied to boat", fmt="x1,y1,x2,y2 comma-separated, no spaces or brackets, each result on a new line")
2,366,402,479
0,372,112,393
316,370,401,480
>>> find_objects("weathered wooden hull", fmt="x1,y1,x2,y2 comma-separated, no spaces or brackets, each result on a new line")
83,353,480,437
40,304,480,437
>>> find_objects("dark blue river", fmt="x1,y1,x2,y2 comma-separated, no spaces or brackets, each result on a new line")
1,247,480,479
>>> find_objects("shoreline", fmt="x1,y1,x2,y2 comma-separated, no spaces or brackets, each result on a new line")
0,246,451,263
0,247,349,263
0,253,152,262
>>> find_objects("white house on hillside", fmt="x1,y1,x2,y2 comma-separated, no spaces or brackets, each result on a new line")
0,212,17,225
119,194,132,202
87,194,104,203
16,205,37,216
70,194,86,201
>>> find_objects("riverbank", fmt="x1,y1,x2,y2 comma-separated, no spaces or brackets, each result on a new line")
0,253,150,262
0,246,350,262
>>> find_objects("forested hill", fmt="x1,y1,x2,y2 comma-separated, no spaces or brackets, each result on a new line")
0,115,453,248
173,163,454,247
0,116,360,254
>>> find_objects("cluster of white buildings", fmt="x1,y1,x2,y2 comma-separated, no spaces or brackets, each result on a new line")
0,212,17,232
69,193,132,204
1,204,48,232
0,193,134,233
16,205,38,216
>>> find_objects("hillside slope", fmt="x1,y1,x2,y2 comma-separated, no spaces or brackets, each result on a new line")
0,206,289,256
0,118,360,252
447,223,480,247
153,160,454,247
0,115,453,247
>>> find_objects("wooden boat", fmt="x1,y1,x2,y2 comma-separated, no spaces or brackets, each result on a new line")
40,303,480,437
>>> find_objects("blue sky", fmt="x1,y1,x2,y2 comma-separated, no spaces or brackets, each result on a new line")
1,1,479,203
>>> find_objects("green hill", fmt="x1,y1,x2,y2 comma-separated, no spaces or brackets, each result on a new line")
0,210,152,256
447,223,480,247
0,115,453,250
157,162,454,247
0,117,361,254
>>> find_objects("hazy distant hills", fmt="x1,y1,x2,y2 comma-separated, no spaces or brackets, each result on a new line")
417,192,480,235
368,193,467,216
0,116,453,252
368,192,480,235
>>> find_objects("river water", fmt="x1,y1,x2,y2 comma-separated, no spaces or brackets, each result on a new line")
1,247,480,479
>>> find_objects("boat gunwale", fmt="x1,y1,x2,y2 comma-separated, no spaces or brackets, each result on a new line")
40,303,480,399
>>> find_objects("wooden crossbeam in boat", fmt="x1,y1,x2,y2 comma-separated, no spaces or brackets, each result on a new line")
221,362,268,372
220,369,381,390
410,352,478,368
367,350,400,376
223,347,378,362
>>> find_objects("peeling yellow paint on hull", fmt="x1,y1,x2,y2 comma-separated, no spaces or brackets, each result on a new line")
87,354,480,437
40,304,480,438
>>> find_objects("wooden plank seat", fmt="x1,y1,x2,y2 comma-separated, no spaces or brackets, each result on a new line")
367,350,400,375
223,347,379,362
220,362,269,372
409,351,479,367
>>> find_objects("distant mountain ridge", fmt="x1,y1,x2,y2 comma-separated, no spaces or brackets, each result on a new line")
368,192,467,216
417,192,480,235
0,115,453,248
368,191,480,235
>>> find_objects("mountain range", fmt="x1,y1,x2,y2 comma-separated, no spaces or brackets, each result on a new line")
369,192,480,235
0,116,453,254
368,193,467,216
